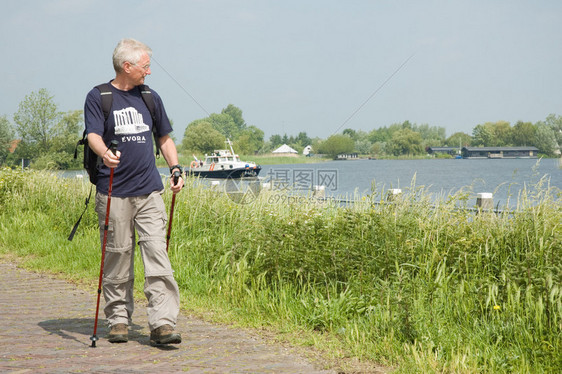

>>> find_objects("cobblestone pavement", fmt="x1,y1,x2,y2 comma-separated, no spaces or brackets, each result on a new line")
0,262,336,373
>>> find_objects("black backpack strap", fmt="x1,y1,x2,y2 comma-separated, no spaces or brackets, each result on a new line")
74,129,87,160
95,83,113,121
68,185,93,241
139,84,161,157
139,84,156,121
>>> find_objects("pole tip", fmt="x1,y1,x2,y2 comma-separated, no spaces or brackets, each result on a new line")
90,335,98,347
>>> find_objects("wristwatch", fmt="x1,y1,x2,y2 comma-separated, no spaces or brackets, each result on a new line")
169,164,183,174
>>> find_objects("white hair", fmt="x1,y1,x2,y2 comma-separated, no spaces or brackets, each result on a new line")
112,38,152,73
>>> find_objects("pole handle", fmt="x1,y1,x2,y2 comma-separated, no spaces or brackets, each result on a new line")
109,140,118,155
172,170,181,186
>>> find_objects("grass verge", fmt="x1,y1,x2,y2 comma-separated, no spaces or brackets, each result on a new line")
1,167,561,373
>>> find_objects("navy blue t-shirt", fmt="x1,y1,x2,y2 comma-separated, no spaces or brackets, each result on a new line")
84,82,173,197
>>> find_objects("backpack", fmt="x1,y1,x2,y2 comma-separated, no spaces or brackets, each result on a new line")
74,83,160,185
69,83,160,241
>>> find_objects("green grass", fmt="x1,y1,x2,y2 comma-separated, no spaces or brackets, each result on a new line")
1,167,561,373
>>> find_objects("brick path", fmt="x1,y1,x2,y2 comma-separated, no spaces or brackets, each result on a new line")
0,262,335,373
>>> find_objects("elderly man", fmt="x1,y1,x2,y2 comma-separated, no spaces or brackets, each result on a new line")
84,38,184,346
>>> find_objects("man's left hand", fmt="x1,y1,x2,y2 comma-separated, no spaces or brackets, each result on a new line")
170,170,184,194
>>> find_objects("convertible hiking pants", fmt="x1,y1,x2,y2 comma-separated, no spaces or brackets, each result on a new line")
95,190,180,331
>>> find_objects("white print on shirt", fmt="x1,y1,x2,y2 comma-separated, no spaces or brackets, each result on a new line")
113,107,150,135
121,135,147,143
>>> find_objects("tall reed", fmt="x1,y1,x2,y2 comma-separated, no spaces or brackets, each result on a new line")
1,167,560,372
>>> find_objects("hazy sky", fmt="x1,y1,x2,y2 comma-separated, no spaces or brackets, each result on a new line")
2,0,561,139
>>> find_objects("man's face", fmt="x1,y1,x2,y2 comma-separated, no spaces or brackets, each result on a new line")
128,52,151,85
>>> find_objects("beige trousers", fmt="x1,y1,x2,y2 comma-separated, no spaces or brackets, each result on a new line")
95,190,180,331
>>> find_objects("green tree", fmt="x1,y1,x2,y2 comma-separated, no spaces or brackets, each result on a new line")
182,120,225,154
234,125,264,155
32,110,84,169
544,114,562,147
401,120,413,130
368,122,407,144
295,132,312,147
386,128,424,156
13,89,60,156
412,123,446,144
51,110,82,152
342,128,357,140
221,104,246,132
492,121,512,146
472,121,512,146
317,134,355,159
445,132,472,147
533,121,557,155
0,115,15,165
472,124,494,146
269,134,283,148
370,142,385,157
208,113,239,139
512,121,535,146
355,139,372,154
368,127,390,143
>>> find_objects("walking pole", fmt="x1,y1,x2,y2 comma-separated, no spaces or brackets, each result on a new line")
166,170,181,252
91,140,118,348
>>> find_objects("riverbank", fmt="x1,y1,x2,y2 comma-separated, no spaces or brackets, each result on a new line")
1,168,561,373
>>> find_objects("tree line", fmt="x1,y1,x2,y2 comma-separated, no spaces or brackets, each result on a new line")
182,110,561,159
1,89,561,169
322,118,562,159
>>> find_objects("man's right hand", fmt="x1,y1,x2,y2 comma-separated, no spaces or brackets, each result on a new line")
88,133,120,168
102,147,121,168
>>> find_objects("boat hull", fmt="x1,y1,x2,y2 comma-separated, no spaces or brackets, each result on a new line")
187,166,261,179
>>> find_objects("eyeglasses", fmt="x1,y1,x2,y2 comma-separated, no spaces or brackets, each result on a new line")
129,62,151,71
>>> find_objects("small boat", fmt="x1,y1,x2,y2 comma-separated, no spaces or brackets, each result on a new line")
187,139,261,179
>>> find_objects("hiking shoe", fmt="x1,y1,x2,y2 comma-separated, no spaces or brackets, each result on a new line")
150,324,181,345
107,323,128,343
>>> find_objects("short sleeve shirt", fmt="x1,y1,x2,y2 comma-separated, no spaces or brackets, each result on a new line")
84,82,173,197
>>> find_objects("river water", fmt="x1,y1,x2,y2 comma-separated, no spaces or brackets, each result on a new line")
63,158,561,208
259,158,562,207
